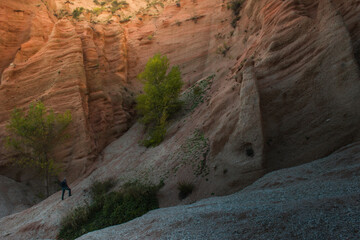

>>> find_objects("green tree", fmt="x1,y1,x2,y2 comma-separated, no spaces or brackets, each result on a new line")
137,54,183,147
6,101,72,197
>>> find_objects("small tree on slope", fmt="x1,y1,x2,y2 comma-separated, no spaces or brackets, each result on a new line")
6,101,72,197
137,54,183,147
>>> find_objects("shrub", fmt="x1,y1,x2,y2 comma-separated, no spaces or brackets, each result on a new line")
110,0,129,13
58,180,162,240
193,86,202,96
177,181,194,200
57,9,69,19
72,7,84,19
92,7,105,15
90,178,116,201
227,0,244,16
147,34,154,40
120,16,132,23
216,43,230,56
227,0,244,27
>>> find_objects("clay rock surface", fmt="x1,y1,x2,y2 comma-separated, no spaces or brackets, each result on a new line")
0,0,358,187
0,0,360,238
76,142,360,240
0,0,135,183
0,175,39,219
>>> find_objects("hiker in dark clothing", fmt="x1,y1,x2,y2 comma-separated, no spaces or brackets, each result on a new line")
60,178,71,200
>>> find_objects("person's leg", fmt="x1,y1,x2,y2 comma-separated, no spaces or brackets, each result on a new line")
62,189,65,200
68,187,71,197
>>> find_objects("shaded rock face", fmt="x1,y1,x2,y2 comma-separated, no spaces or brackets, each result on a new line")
75,142,360,240
204,0,360,178
0,175,39,219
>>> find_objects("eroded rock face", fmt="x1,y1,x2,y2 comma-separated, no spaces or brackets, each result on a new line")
205,0,360,176
0,0,359,237
0,1,135,183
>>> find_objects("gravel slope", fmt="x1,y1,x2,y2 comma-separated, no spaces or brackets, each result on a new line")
77,142,360,240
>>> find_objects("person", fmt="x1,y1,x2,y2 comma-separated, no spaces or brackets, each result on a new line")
60,178,71,200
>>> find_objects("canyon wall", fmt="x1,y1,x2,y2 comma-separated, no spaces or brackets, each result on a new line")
0,0,135,183
0,0,359,238
0,0,359,196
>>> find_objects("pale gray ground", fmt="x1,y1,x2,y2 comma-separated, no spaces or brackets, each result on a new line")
77,142,360,240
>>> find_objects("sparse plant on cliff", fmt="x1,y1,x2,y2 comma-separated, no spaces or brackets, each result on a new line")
179,74,214,114
120,15,132,23
137,54,183,147
72,7,84,19
6,101,72,197
228,0,244,27
216,43,230,56
110,0,129,13
228,0,244,15
92,6,105,16
147,34,154,40
56,9,70,19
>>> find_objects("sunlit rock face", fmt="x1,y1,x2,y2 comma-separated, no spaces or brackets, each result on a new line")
0,0,135,182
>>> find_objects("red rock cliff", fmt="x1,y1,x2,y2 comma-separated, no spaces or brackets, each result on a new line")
0,0,360,238
0,0,135,182
0,0,359,212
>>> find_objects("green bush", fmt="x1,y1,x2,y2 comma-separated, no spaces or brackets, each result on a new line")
58,180,161,240
137,54,183,147
72,7,84,19
92,7,105,16
227,0,244,16
110,0,129,13
177,181,194,200
147,34,154,40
